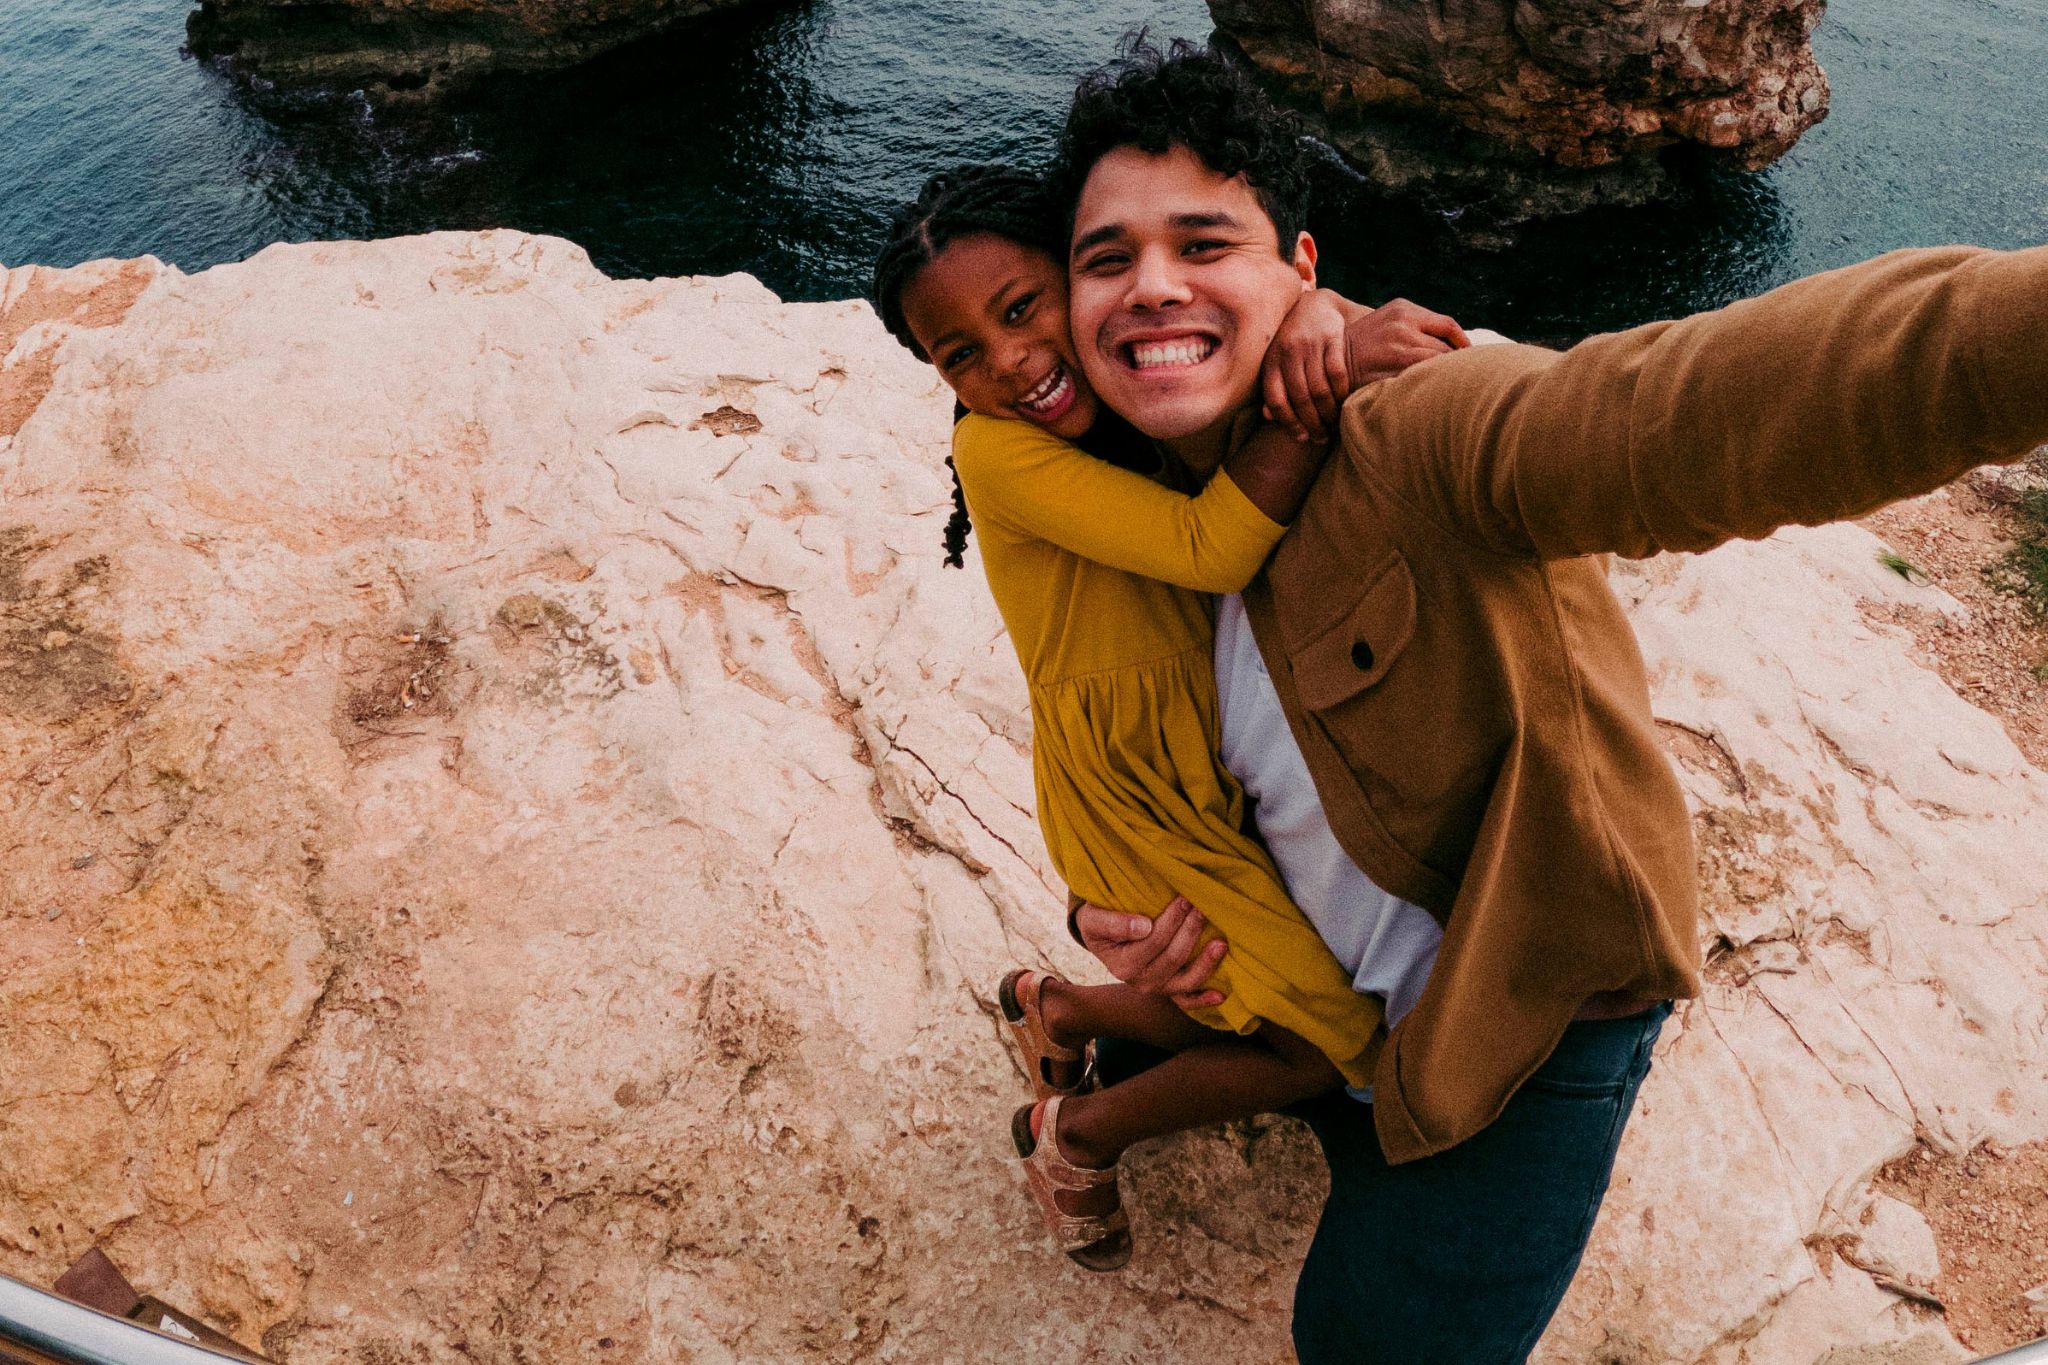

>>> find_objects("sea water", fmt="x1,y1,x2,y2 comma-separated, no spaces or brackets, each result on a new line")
1,0,2043,337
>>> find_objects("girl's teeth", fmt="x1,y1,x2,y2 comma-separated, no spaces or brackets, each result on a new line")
1131,339,1215,369
1021,368,1070,413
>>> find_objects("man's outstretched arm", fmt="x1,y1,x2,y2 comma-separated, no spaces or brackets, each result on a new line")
1351,245,2048,559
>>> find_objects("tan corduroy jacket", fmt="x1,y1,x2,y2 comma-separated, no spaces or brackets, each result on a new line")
1234,245,2048,1164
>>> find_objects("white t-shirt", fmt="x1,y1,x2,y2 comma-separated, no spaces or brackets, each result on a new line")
1214,593,1442,1098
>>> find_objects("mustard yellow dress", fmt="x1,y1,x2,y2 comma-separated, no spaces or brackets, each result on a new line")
952,413,1385,1088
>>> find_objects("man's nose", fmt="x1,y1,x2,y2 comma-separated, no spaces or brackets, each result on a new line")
1126,245,1193,311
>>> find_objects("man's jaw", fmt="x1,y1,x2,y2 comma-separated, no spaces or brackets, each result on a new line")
1086,323,1246,445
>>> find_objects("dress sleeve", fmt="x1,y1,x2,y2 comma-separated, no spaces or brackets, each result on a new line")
952,414,1287,593
1345,245,2048,559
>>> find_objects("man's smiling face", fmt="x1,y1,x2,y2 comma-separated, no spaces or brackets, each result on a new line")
1067,142,1315,449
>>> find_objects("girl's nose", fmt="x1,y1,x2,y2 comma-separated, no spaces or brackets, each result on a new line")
996,338,1035,382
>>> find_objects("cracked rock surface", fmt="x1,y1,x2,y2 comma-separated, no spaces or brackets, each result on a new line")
2,232,2043,1362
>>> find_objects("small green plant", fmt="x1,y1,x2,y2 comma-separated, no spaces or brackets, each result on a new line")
1986,487,2048,619
1876,548,1924,583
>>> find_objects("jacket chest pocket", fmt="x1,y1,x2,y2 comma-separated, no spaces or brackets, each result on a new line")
1283,554,1500,851
1288,557,1416,712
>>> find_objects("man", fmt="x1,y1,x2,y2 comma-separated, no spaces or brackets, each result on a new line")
1051,37,2047,1363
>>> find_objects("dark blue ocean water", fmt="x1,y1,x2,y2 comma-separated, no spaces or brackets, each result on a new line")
1,0,2044,337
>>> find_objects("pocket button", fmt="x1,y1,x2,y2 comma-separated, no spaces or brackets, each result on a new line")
1350,640,1375,671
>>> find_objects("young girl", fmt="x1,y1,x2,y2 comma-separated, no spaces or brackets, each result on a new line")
872,164,1466,1270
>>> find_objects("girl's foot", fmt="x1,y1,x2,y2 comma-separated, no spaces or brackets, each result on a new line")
1011,1095,1131,1272
997,969,1091,1099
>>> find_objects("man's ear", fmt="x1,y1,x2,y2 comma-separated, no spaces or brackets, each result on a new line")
1292,232,1319,289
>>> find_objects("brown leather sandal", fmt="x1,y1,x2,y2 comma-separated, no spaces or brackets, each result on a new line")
1010,1095,1132,1272
997,968,1091,1101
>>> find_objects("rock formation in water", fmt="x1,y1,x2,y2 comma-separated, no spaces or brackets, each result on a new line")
186,0,760,100
1209,0,1831,221
3,233,2044,1362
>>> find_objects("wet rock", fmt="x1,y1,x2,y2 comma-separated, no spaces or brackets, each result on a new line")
185,0,769,102
3,233,2044,1363
1210,0,1830,223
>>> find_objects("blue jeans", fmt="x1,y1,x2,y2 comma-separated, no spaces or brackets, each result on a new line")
1096,1002,1670,1365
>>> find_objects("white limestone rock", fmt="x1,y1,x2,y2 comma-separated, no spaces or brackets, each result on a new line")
2,232,2044,1364
1853,1195,1945,1295
1817,1333,1970,1365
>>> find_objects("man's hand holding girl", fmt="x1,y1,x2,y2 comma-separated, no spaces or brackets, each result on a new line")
1073,896,1227,1012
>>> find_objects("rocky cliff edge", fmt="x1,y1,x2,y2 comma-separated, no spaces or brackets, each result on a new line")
2,232,2044,1363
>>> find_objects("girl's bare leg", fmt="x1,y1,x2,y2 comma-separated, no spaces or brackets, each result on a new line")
1026,977,1343,1219
1052,1024,1340,1167
1039,978,1215,1055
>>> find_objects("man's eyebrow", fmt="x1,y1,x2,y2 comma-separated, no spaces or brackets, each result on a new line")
1171,210,1248,232
1071,210,1252,259
1070,222,1129,258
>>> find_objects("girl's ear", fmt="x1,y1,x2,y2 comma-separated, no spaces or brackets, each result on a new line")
1292,232,1319,289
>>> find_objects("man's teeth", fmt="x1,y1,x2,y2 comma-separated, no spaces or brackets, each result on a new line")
1019,367,1071,413
1129,338,1216,369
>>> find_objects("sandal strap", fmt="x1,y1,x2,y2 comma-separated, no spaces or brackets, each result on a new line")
1012,971,1083,1065
1019,1097,1127,1253
1026,1098,1120,1191
1049,1201,1130,1254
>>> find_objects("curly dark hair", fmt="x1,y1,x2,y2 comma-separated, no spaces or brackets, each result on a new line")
1055,33,1314,260
869,164,1064,567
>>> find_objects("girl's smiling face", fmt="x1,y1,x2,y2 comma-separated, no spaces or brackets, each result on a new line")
899,232,1101,441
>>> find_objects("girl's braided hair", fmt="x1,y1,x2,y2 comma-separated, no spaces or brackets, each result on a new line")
870,164,1063,569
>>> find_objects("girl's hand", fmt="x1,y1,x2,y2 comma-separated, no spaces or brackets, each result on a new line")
1344,297,1470,396
1262,290,1470,441
1262,288,1368,443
